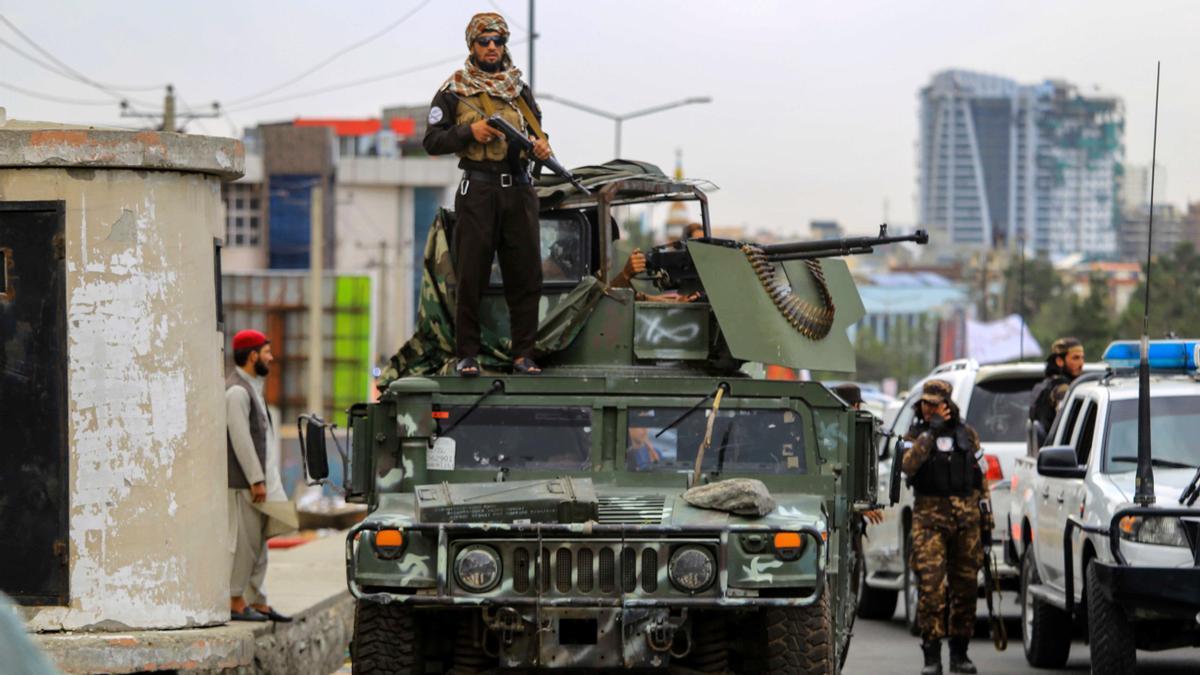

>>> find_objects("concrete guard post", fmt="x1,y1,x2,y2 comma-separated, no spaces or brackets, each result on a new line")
0,109,245,631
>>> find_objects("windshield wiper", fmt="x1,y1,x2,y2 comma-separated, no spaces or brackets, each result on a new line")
656,383,729,439
1110,456,1196,469
440,379,504,436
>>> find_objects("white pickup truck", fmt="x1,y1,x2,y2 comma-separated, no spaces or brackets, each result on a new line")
1009,340,1200,673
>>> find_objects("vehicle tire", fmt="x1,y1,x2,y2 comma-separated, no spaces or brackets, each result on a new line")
856,559,899,619
352,600,422,675
903,529,920,636
762,585,834,674
1020,551,1071,668
1087,559,1136,675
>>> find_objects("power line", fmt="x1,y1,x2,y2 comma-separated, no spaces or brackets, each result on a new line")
0,14,160,103
223,42,527,113
0,79,114,106
226,0,434,106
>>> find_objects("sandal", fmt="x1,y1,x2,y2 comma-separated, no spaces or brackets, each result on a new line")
513,357,542,375
455,357,480,377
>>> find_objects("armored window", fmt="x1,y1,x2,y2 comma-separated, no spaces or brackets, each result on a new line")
488,210,590,290
433,405,592,471
625,406,807,474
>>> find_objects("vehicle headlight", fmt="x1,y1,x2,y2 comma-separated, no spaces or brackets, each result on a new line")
454,545,502,592
1118,515,1189,547
668,546,716,592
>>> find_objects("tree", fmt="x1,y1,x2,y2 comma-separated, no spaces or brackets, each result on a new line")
1067,272,1114,358
1118,242,1200,339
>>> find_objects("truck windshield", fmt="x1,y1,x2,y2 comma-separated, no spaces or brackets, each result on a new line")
435,406,592,470
965,377,1041,443
1104,396,1200,472
625,407,807,474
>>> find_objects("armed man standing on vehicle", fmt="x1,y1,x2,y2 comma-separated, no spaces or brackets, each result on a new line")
901,380,992,675
423,12,551,377
1029,337,1085,441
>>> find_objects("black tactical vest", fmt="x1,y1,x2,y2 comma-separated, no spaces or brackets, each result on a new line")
911,424,982,498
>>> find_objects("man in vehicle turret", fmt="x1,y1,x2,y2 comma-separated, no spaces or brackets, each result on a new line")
1029,337,1085,443
423,12,551,377
901,380,990,675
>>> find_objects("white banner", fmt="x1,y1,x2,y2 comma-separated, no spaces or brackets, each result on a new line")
965,314,1042,364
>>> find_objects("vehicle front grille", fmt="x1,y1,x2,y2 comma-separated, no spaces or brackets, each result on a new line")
596,495,669,524
511,543,664,595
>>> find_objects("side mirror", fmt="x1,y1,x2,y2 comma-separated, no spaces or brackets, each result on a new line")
298,414,331,483
1036,445,1085,479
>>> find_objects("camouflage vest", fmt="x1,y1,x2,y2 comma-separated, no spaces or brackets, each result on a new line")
455,93,527,163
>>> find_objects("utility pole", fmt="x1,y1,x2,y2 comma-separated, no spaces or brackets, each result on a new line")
307,186,324,418
120,84,220,133
528,0,536,94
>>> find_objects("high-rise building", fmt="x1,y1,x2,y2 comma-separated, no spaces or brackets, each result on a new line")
918,70,1124,257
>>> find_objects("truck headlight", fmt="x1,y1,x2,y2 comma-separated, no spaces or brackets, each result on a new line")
1118,515,1189,547
454,545,502,592
668,546,716,592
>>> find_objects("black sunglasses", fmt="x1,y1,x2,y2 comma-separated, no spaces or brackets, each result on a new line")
474,36,507,47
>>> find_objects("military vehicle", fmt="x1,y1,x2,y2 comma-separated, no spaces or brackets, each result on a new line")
299,160,928,673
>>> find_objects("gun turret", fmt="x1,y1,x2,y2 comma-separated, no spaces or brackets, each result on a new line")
643,224,929,292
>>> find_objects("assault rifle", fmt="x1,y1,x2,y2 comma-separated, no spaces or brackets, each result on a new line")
643,224,929,293
449,92,590,194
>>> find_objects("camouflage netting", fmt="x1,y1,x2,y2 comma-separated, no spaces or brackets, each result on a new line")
380,208,605,385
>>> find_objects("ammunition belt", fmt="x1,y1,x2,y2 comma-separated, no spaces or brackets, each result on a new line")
741,245,836,340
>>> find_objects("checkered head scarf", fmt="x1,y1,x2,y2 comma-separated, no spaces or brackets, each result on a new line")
442,12,524,102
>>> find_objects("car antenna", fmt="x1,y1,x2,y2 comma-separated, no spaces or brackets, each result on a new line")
1134,62,1162,507
1018,229,1027,360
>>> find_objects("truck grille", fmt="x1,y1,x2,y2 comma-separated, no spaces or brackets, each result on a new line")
512,543,664,595
596,495,668,524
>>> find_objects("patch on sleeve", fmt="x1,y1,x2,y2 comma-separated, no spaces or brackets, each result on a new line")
428,106,444,125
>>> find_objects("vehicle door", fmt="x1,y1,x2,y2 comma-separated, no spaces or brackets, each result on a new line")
870,391,919,574
1034,395,1085,588
1061,398,1098,592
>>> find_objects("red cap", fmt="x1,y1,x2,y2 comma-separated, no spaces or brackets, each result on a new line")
232,329,269,352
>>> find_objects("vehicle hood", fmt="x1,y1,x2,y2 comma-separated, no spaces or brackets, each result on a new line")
1107,468,1197,504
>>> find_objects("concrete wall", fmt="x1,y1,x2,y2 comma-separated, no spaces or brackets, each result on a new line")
1,165,230,631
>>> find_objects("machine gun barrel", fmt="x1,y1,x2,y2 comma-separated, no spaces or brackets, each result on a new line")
761,224,928,262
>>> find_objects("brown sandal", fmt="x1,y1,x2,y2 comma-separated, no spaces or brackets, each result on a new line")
513,357,542,375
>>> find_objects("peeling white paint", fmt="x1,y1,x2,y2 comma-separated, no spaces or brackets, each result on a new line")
9,168,228,632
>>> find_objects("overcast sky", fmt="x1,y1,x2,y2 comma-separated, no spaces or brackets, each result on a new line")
2,0,1196,236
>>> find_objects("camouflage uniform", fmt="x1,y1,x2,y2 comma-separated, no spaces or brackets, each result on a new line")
901,380,990,673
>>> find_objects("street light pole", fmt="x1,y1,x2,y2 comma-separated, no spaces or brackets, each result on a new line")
537,93,712,158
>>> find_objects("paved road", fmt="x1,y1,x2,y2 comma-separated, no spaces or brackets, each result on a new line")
844,595,1200,674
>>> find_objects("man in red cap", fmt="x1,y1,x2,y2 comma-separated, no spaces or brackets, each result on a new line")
225,330,291,622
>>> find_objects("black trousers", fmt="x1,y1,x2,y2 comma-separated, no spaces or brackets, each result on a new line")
452,176,542,359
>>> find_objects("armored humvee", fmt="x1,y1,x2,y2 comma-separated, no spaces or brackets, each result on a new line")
300,161,925,673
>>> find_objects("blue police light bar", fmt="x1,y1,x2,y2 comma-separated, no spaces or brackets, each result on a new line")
1101,339,1200,371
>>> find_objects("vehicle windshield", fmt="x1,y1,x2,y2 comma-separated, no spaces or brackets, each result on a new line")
965,377,1041,443
625,407,807,474
1104,395,1200,472
434,405,591,470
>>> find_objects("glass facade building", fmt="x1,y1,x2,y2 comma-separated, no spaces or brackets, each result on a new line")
918,70,1124,257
